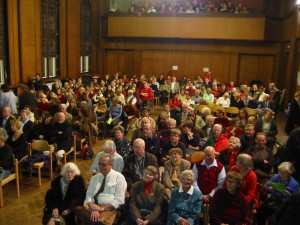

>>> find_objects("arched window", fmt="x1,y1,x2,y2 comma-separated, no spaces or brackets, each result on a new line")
0,0,8,84
41,0,59,78
80,0,91,75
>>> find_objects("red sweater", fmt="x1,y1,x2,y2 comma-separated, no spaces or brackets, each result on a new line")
230,166,258,206
139,87,153,101
196,159,224,195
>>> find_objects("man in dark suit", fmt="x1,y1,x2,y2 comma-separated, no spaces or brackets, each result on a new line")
20,109,35,142
0,106,16,135
156,104,176,125
141,123,160,159
122,138,158,192
259,94,276,113
176,103,194,126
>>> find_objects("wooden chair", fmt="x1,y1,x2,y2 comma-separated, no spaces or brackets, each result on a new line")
29,140,53,182
245,107,258,118
63,134,77,165
187,151,205,163
225,107,239,118
200,203,210,225
0,159,20,207
73,131,87,159
211,105,225,116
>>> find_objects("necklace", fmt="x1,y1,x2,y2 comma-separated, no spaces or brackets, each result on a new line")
181,192,191,202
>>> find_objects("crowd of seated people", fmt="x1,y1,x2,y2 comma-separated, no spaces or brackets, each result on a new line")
0,69,298,225
123,0,256,14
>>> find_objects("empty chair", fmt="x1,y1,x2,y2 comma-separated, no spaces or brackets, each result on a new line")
63,134,77,165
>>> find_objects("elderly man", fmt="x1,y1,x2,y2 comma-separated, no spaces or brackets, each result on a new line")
90,140,124,174
50,112,73,166
122,138,158,192
76,154,127,225
245,132,274,183
59,104,73,123
193,146,226,203
205,124,229,153
176,103,193,126
131,107,156,131
0,106,15,134
141,123,160,158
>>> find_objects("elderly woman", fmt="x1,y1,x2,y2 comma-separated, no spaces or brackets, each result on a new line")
256,110,278,149
42,162,86,225
90,140,123,174
210,171,250,225
0,128,13,179
126,166,165,225
218,136,241,172
167,170,202,225
162,148,191,200
230,153,258,206
112,125,132,158
257,162,300,225
6,119,27,161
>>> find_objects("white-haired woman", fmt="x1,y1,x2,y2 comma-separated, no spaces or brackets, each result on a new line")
42,162,86,225
257,162,300,225
0,128,13,179
90,139,124,174
167,170,202,225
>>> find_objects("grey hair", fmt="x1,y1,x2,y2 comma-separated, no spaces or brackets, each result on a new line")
180,170,195,181
60,162,81,176
201,107,211,115
0,128,8,142
99,153,114,165
102,140,116,153
237,153,253,169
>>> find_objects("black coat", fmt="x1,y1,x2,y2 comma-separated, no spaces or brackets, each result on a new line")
285,99,300,134
43,175,86,225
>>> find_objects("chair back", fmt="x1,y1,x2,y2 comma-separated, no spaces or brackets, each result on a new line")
188,151,205,163
211,105,225,116
225,107,239,118
245,107,257,118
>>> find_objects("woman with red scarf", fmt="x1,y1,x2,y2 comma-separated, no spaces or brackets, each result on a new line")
125,166,165,225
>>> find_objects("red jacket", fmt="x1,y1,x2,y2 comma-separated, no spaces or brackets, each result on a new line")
214,134,229,153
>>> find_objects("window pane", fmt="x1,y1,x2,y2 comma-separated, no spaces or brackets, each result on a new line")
48,57,56,77
0,59,4,84
84,55,89,72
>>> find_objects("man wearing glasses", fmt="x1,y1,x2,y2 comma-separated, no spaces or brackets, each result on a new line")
192,146,226,203
76,154,127,225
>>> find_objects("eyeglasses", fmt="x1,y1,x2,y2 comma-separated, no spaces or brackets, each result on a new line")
98,162,109,167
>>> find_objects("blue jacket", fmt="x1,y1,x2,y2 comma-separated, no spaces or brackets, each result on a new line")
267,174,300,199
167,186,202,225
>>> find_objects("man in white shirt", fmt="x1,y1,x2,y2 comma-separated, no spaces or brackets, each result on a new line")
75,154,127,225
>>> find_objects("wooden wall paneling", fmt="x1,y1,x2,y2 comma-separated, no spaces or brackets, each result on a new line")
19,0,41,83
106,49,134,76
90,0,101,74
59,0,67,78
170,51,185,78
238,54,275,86
151,52,165,76
7,0,20,85
66,0,80,79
